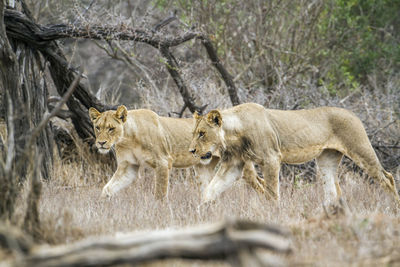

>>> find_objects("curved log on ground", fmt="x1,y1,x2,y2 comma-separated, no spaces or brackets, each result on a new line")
14,219,291,267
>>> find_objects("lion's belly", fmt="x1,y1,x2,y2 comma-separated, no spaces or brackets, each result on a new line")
280,145,325,164
118,146,154,167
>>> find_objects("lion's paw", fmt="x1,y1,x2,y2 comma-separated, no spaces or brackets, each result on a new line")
101,186,112,198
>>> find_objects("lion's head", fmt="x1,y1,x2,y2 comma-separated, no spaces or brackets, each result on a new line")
189,110,225,164
89,105,128,154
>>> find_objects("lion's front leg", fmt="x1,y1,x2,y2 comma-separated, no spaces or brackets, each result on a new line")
242,161,266,195
154,162,170,200
194,157,219,193
203,160,244,202
102,162,139,197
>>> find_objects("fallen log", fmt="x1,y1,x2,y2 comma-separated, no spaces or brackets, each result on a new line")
11,219,291,267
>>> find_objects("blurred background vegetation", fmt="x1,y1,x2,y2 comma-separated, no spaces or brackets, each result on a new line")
22,0,399,170
25,0,399,101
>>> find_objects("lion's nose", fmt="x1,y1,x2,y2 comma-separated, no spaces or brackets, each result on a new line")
189,148,196,154
98,141,107,146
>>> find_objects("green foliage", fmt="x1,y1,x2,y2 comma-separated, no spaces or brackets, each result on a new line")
319,0,400,88
152,0,399,94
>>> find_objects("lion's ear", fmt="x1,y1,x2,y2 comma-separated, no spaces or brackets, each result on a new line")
206,110,222,127
193,111,202,121
115,105,128,123
89,107,101,121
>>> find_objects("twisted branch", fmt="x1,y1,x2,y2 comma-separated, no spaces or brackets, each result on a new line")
4,9,240,111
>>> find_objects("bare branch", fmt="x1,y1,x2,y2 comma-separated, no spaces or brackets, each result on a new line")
199,36,240,106
26,71,82,149
72,0,96,25
4,9,241,108
159,46,207,114
152,10,178,32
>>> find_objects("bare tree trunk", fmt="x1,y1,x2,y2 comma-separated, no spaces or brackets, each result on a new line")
45,43,116,141
23,153,43,240
0,0,52,222
0,0,24,220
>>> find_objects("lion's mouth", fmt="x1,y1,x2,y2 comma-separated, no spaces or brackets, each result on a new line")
200,152,212,160
97,147,111,154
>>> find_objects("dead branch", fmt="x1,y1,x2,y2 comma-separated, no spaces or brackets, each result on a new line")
47,104,74,120
4,8,114,142
4,9,197,48
16,219,291,267
4,9,241,109
27,71,81,149
152,10,178,32
72,0,96,25
199,36,241,106
44,41,114,142
159,46,207,114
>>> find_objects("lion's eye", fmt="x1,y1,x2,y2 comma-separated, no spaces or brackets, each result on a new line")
95,126,100,131
109,127,115,132
199,131,205,138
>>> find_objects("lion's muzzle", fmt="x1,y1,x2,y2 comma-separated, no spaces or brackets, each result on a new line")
96,141,111,154
98,141,107,146
96,140,111,153
201,152,212,160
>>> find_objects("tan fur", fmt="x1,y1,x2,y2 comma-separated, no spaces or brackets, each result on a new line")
89,106,263,199
189,103,400,205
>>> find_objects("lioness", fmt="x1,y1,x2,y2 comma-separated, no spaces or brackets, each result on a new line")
189,103,400,205
89,105,264,199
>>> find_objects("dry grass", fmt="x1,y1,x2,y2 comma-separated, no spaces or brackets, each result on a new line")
11,156,398,266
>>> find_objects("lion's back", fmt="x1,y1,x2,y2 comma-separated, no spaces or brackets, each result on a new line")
124,111,196,164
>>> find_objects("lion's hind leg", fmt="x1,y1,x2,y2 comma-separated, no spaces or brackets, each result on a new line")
358,162,399,204
316,149,343,206
261,155,281,201
344,139,400,203
364,165,400,203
